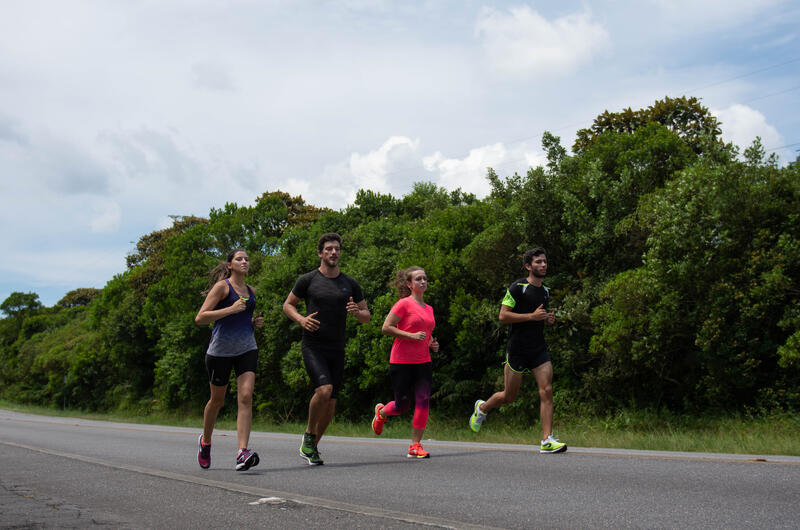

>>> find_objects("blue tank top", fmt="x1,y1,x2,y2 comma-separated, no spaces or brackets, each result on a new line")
206,279,257,357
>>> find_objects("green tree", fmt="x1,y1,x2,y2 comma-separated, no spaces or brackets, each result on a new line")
1,292,42,320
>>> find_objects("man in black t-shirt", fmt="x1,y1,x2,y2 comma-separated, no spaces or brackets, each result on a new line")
283,233,370,465
468,247,567,453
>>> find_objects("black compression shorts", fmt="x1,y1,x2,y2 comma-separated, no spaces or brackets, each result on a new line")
206,349,258,387
506,349,551,374
302,343,344,399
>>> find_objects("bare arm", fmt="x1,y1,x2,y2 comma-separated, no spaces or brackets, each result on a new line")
498,304,552,324
195,281,246,325
382,311,426,341
347,296,371,324
282,291,320,332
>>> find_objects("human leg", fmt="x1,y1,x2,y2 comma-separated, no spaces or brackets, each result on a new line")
410,363,432,444
203,383,227,443
408,365,432,458
232,350,259,450
374,364,412,435
202,354,233,444
235,371,255,450
532,360,554,440
306,384,333,436
313,395,336,442
532,359,566,453
385,363,415,417
470,362,523,432
482,363,524,413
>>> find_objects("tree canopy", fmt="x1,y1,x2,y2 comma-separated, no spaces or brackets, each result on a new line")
1,97,798,421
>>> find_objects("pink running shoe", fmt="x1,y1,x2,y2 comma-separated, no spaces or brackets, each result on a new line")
372,403,386,435
197,434,211,469
236,448,260,471
407,442,430,459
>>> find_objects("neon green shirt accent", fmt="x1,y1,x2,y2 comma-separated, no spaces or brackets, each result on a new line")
501,288,516,308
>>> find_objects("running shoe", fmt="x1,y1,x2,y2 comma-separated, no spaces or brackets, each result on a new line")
372,403,386,435
469,399,487,432
540,435,567,454
197,434,211,469
236,448,260,471
299,433,324,465
407,442,430,459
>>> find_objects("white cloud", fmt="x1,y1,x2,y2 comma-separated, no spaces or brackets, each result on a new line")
475,5,610,79
310,136,545,205
349,136,422,194
425,142,546,197
712,104,782,153
1,1,798,306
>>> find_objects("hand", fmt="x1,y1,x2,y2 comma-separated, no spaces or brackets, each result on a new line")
530,304,548,321
252,312,264,328
302,311,320,332
545,310,555,325
231,298,248,314
411,331,426,341
430,336,439,352
346,296,360,315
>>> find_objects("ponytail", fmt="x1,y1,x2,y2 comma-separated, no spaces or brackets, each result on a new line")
202,248,246,295
392,266,424,298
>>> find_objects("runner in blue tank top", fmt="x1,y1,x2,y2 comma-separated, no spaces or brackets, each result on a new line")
195,249,264,470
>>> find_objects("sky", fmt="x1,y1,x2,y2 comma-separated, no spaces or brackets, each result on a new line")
1,0,799,307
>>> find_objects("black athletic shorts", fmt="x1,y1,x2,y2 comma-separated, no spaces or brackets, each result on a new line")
302,343,344,399
506,349,551,374
206,349,258,387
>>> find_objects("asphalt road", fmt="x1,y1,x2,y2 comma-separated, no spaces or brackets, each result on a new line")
1,409,798,529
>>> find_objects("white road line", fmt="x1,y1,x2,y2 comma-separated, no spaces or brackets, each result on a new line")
1,439,503,530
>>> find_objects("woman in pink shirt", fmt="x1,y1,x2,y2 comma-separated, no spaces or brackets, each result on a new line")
371,266,439,458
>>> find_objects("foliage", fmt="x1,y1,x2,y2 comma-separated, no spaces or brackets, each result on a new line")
57,288,102,308
1,292,42,319
1,97,797,422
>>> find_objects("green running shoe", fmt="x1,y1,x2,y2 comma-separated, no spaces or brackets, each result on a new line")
540,434,567,453
299,433,324,465
469,399,487,432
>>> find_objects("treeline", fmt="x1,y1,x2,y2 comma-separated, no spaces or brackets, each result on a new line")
1,97,798,422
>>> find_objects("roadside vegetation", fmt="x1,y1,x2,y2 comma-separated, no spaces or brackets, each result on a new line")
2,97,798,450
3,400,797,456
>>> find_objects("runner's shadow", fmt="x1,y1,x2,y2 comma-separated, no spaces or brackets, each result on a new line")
263,449,497,473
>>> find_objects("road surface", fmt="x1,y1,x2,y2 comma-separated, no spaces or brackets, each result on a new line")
1,409,798,528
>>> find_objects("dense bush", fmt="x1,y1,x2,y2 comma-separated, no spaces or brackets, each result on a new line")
2,98,798,421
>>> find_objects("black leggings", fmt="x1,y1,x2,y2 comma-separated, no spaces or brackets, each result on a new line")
384,362,432,430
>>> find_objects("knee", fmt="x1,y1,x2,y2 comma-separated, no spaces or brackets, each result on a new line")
315,385,333,400
395,397,411,415
539,384,553,401
238,392,253,408
208,394,225,409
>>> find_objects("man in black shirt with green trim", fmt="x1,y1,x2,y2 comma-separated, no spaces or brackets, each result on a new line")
469,247,567,453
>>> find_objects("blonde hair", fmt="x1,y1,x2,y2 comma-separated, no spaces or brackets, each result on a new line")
393,266,424,298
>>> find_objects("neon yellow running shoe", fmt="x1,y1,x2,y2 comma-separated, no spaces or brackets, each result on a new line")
469,399,487,432
540,434,567,453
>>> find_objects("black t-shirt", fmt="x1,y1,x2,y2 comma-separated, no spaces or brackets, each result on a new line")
291,269,364,349
501,278,550,354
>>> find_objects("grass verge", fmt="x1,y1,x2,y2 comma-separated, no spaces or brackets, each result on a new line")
2,400,797,456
